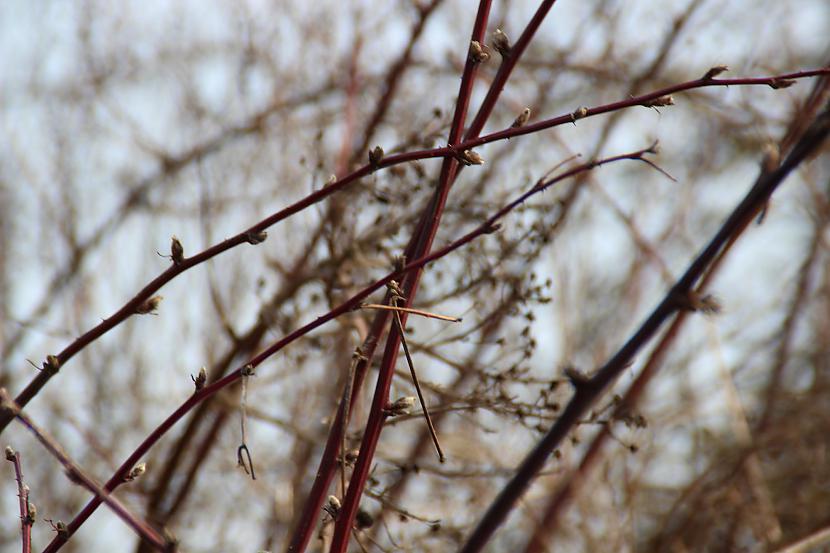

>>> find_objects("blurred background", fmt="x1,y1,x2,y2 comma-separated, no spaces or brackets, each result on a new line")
1,1,829,551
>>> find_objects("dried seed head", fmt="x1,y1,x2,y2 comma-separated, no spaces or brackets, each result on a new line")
387,279,404,298
571,106,589,122
492,28,511,57
193,366,207,391
356,509,374,529
469,40,490,63
170,236,184,265
125,462,147,482
702,65,729,80
345,448,360,465
368,145,384,168
245,230,268,245
135,295,163,315
694,294,722,314
4,446,14,460
511,107,531,128
386,396,416,416
676,291,722,314
460,149,485,166
325,495,342,518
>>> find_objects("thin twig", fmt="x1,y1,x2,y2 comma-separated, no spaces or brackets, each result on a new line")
236,366,256,480
359,303,461,322
5,446,33,553
387,283,446,463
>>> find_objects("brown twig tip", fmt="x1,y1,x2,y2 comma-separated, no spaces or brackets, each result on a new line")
170,236,184,265
368,145,384,168
769,78,796,89
459,149,485,165
640,95,675,108
135,295,163,315
646,140,661,155
674,290,722,314
570,106,589,123
469,40,490,63
702,65,729,80
245,230,268,245
124,462,146,482
511,107,532,128
192,366,207,391
492,28,511,57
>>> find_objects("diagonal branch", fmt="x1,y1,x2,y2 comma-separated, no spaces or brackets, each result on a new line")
459,102,830,553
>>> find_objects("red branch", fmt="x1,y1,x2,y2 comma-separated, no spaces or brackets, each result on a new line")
43,142,657,553
2,66,826,435
5,446,33,553
0,390,170,552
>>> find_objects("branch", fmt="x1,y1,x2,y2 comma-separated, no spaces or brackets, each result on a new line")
3,65,826,435
45,144,655,553
0,389,169,552
458,103,830,553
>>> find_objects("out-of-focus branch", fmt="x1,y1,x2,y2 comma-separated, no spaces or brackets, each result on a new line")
459,102,830,553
